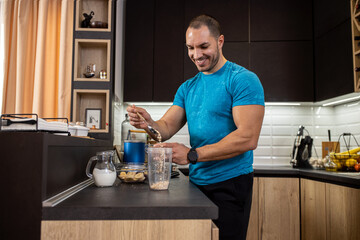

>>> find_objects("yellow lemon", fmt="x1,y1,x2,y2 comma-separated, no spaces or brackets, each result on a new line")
345,159,357,168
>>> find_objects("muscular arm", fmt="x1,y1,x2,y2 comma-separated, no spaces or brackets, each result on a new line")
196,105,264,162
127,105,186,142
161,104,264,164
152,105,187,141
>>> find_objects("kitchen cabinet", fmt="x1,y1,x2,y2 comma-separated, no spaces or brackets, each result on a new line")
246,177,259,240
153,0,185,102
123,0,354,103
0,132,112,240
300,179,327,240
250,0,313,41
42,220,217,240
314,0,350,38
301,179,360,240
250,41,314,102
124,0,184,102
71,0,116,141
325,182,360,240
314,19,354,101
314,0,354,101
125,0,249,102
247,177,300,240
184,42,250,81
258,177,300,240
123,0,154,102
184,0,249,42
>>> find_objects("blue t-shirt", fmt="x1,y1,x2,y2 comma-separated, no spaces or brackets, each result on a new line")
173,61,264,185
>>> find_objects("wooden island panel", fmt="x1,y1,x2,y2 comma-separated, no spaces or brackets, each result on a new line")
42,219,214,240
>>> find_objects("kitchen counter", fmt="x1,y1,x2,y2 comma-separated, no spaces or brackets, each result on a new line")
254,165,360,188
179,165,360,188
42,173,218,221
43,165,359,222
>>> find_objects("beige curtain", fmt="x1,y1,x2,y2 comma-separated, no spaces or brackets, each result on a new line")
1,0,73,119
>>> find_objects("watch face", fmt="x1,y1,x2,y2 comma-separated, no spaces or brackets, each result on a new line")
188,149,198,164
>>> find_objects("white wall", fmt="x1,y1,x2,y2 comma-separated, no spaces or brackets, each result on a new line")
114,101,360,166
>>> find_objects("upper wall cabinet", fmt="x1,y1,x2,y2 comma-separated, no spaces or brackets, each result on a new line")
250,0,313,41
124,0,184,102
184,0,249,42
250,41,314,102
314,0,350,38
123,0,154,102
153,0,185,102
184,42,250,81
315,20,353,101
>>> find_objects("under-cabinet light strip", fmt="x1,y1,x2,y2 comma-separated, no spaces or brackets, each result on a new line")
265,102,301,106
322,95,360,106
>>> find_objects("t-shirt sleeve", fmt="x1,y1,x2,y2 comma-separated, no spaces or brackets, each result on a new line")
173,82,186,109
231,71,265,107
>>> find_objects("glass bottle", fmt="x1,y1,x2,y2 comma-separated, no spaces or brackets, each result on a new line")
121,114,134,151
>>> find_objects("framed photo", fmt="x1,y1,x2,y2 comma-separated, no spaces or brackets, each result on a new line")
85,108,102,129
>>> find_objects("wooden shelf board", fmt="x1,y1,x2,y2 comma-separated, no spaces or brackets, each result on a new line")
75,77,109,82
89,129,109,133
75,0,112,32
355,50,360,55
356,11,360,18
76,28,111,32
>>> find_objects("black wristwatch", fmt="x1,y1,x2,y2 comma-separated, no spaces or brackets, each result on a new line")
187,147,198,164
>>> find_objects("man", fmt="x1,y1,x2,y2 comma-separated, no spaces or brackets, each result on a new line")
127,14,264,240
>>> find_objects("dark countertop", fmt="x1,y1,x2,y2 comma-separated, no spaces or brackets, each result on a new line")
42,173,218,221
179,165,360,188
253,165,360,188
43,165,359,221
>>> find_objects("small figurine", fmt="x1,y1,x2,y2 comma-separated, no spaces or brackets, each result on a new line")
81,11,94,28
84,64,96,78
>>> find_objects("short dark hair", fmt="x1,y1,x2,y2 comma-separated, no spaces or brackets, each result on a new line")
188,14,221,39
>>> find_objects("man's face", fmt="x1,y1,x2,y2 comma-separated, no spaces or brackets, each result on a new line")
186,25,223,74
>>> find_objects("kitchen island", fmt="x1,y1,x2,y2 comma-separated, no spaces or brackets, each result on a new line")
2,130,359,240
41,173,219,240
41,165,360,240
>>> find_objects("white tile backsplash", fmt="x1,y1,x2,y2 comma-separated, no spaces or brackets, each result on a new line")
114,101,360,166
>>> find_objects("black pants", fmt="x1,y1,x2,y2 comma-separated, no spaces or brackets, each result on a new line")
195,172,253,240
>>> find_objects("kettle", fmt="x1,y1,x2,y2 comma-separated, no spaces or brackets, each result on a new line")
86,150,117,187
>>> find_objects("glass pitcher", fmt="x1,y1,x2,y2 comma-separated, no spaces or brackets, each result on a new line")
86,150,117,187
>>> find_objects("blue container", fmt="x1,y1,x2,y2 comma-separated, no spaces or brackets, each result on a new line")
123,140,145,164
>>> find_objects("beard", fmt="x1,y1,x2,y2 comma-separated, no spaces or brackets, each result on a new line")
194,46,220,73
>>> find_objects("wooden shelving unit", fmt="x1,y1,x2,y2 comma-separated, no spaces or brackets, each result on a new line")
74,39,110,81
72,89,110,133
71,0,115,141
351,0,360,91
75,0,112,32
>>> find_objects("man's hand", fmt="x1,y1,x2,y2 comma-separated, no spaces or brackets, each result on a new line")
126,104,153,130
155,142,190,165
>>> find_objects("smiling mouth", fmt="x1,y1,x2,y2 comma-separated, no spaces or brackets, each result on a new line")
195,58,207,67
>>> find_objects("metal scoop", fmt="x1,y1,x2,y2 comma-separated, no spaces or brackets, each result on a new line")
136,112,158,135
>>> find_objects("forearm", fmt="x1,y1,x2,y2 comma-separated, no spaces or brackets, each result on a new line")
147,119,173,142
196,129,259,162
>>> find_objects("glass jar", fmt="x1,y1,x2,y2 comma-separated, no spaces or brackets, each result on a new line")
324,155,337,172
